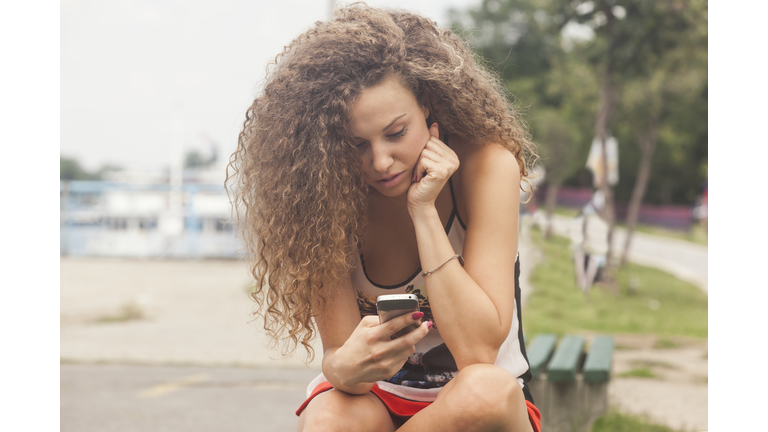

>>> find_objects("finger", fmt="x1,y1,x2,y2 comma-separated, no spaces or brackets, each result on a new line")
425,137,452,155
424,138,459,164
416,156,452,184
429,122,439,140
360,315,381,328
421,144,459,174
418,148,445,165
379,310,424,339
414,157,431,183
412,152,427,183
397,320,432,347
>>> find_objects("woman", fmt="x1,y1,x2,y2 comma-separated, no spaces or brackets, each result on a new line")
227,4,540,431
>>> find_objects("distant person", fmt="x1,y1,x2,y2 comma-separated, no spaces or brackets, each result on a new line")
227,5,540,432
699,180,708,233
569,190,608,293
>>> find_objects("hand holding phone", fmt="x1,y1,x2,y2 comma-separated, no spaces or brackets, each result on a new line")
330,296,430,386
377,294,421,339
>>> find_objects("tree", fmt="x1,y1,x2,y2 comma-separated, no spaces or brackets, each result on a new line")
533,112,581,236
615,1,707,265
550,0,705,286
60,157,122,181
452,0,707,281
451,0,597,238
60,157,97,181
535,52,601,236
184,146,218,169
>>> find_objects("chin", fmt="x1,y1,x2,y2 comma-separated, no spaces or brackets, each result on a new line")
375,187,408,198
370,182,409,198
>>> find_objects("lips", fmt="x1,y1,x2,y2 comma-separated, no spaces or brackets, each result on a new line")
376,171,405,188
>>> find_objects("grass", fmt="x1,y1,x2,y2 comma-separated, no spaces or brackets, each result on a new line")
524,229,708,339
631,223,708,246
553,206,581,218
592,411,681,432
653,338,681,349
618,367,658,379
630,359,677,370
551,206,708,246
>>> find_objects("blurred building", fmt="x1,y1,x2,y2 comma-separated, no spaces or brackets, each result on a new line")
60,168,243,259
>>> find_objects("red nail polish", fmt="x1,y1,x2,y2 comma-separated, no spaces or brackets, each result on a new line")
412,312,424,320
427,321,433,329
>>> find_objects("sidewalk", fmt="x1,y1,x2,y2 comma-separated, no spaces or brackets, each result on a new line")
60,221,707,431
60,233,540,369
537,212,708,293
61,257,321,369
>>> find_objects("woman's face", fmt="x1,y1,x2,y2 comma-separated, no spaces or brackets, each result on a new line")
349,76,431,198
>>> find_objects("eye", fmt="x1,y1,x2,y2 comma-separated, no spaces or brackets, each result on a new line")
387,126,408,139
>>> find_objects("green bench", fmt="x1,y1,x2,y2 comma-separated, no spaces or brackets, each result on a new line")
526,334,614,432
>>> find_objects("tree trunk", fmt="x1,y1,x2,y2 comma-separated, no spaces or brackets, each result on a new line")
620,118,659,267
544,183,559,239
594,72,619,292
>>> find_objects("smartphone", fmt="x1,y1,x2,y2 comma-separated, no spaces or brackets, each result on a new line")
376,294,420,339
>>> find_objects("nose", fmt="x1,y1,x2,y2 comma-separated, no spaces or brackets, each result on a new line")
370,142,394,173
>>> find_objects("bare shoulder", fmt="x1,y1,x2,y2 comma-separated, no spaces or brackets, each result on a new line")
452,141,521,224
456,142,521,181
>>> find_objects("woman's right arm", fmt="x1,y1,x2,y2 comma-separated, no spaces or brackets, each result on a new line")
316,276,431,395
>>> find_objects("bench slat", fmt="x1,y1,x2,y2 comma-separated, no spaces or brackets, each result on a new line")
583,335,613,383
547,335,584,382
526,334,558,379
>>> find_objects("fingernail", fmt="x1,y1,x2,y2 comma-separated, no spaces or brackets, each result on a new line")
427,321,433,329
412,312,424,320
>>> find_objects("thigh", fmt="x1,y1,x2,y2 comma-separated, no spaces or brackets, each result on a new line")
399,364,533,432
297,389,397,432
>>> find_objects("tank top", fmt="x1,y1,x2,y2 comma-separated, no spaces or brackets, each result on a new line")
306,179,534,404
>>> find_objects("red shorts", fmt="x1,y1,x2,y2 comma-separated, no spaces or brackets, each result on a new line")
296,381,542,432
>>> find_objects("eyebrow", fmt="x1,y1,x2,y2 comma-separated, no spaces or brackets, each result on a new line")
382,114,407,132
353,114,407,139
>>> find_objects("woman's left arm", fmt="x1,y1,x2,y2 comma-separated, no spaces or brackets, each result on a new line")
409,138,520,370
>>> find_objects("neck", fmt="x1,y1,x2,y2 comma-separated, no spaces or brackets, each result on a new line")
366,187,412,223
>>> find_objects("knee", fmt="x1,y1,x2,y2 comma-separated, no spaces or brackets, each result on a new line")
448,364,525,425
299,391,392,432
302,408,358,432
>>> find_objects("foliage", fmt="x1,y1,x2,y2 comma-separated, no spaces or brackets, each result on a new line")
60,157,97,181
450,0,708,206
60,157,121,181
592,410,679,432
184,149,217,169
523,229,707,338
608,0,708,205
450,0,596,188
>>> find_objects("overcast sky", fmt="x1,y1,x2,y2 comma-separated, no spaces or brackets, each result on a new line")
61,0,483,172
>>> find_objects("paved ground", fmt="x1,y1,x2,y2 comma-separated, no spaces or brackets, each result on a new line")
61,363,317,432
60,222,707,431
541,213,708,292
607,334,708,431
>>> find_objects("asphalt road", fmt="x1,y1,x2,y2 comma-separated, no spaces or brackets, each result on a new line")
61,363,318,432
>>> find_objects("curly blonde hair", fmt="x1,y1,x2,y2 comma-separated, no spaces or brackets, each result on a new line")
226,3,537,362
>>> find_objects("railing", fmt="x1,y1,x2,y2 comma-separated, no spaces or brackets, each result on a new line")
60,181,243,258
